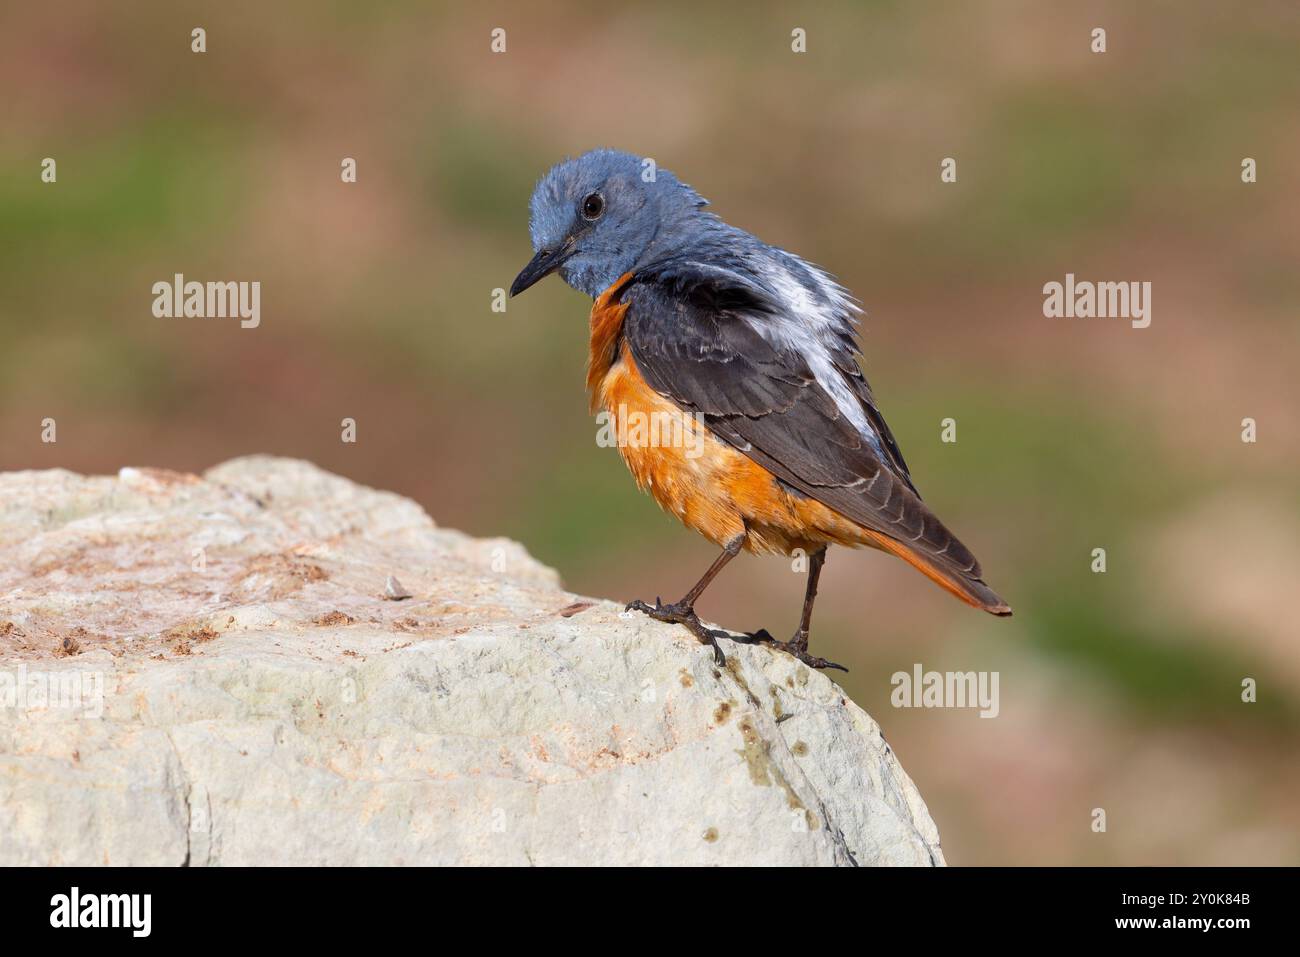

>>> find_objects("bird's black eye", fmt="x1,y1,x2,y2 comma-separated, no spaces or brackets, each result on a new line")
581,192,605,221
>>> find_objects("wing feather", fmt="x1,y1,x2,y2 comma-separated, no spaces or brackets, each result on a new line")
621,274,998,594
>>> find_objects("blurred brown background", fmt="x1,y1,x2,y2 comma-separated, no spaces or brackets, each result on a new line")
3,1,1298,864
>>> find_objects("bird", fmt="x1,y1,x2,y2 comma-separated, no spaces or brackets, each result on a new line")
510,149,1010,671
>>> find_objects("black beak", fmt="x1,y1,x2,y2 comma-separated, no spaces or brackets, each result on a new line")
510,243,573,297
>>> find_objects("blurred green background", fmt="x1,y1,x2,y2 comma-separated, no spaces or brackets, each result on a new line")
3,1,1298,864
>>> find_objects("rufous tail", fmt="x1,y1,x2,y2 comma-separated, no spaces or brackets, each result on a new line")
862,529,1012,616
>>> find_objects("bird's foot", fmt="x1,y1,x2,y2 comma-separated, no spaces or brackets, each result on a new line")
746,628,848,673
625,597,728,666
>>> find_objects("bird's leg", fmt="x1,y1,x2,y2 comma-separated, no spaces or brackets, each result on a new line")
758,547,848,672
626,534,744,666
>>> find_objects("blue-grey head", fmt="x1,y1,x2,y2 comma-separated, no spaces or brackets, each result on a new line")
510,149,708,300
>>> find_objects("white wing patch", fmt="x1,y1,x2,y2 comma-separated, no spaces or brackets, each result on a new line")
748,256,882,455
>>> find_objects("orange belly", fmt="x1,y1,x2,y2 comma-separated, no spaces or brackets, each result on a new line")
587,274,871,556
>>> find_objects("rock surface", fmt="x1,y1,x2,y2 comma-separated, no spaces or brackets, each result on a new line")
0,456,944,866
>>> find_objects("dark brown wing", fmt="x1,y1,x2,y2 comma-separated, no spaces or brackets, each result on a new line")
621,276,1008,611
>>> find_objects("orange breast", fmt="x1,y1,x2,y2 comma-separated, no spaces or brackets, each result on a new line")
586,275,872,556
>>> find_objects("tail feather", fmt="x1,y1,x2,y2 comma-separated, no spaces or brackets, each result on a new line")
862,528,1012,616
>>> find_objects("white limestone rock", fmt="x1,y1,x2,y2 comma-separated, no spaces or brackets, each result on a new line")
0,456,944,866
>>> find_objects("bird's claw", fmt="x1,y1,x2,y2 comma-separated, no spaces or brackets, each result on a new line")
625,602,846,672
625,597,727,666
745,629,848,673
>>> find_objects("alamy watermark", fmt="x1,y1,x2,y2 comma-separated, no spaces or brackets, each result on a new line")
151,274,260,328
50,887,150,937
1043,273,1151,329
891,664,999,718
595,405,706,459
0,665,104,719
